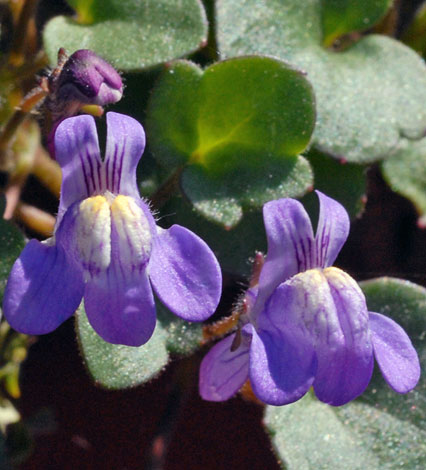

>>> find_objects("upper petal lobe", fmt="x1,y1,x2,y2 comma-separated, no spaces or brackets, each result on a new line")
315,191,350,268
55,115,103,220
104,112,145,198
253,198,315,320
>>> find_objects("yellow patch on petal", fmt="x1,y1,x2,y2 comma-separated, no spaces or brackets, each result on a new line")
76,195,111,277
110,195,152,267
287,268,332,333
323,266,359,292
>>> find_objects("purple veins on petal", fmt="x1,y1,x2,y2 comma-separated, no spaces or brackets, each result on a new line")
54,114,103,219
199,333,250,402
315,191,350,268
253,198,315,320
104,112,145,198
369,311,420,393
5,111,222,347
3,240,84,335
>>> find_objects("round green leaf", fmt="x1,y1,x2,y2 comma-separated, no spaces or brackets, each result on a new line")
217,0,426,163
381,138,426,227
0,197,25,303
265,277,426,469
321,0,392,47
43,0,208,71
147,56,315,226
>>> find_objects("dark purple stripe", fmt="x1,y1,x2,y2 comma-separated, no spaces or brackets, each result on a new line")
78,151,90,196
96,158,102,191
86,149,96,193
111,143,119,193
116,141,126,193
105,158,110,190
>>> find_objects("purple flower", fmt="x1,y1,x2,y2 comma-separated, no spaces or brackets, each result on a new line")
199,192,420,406
3,112,222,346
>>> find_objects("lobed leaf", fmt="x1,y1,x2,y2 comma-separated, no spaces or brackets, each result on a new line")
217,0,426,163
147,56,315,226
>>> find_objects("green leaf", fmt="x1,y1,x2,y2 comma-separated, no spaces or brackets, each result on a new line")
156,302,203,356
265,393,376,470
302,148,366,219
265,277,426,469
43,0,208,71
381,138,426,227
182,154,312,227
321,0,392,47
76,302,202,389
0,197,25,303
217,0,426,163
147,56,315,226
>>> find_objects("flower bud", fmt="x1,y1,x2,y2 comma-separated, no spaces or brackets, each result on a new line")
55,49,123,106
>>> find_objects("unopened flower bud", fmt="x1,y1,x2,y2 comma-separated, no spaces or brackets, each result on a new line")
55,49,123,107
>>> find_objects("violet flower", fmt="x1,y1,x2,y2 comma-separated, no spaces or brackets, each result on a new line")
3,112,222,347
199,192,420,406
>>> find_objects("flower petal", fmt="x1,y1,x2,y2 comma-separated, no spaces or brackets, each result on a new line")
3,240,84,334
249,282,317,405
104,112,145,198
199,333,250,401
55,115,103,220
84,262,156,347
247,324,316,406
315,191,349,268
149,225,222,322
369,311,420,393
253,198,315,319
313,268,374,406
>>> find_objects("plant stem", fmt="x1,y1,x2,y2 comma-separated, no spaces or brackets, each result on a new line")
8,0,39,67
